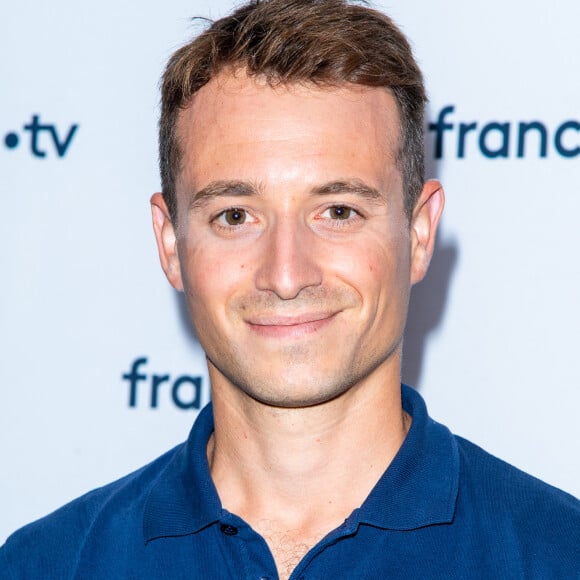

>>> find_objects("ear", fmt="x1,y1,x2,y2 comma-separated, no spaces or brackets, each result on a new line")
150,192,184,292
409,180,445,285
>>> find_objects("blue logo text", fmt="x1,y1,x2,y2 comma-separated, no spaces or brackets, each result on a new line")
428,105,579,159
3,114,79,158
122,357,203,411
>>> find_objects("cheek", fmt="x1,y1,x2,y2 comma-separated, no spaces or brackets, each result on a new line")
180,242,251,310
359,244,412,310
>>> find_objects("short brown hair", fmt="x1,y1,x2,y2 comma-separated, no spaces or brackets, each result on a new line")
159,0,426,222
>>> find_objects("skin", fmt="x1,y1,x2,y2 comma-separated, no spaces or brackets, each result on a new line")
151,70,444,578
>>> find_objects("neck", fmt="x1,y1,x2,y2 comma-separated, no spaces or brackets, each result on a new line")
207,361,410,531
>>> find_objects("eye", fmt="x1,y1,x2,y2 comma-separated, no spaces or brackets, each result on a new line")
320,205,360,221
326,206,352,220
212,207,259,233
220,208,248,225
313,204,364,231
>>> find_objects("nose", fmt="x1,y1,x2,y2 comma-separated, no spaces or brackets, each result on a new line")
254,219,323,300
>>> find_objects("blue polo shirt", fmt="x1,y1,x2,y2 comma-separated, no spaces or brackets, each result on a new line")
2,386,579,578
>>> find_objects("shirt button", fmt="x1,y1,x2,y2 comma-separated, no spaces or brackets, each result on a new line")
220,523,239,536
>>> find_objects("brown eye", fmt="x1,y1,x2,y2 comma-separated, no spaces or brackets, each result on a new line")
224,208,247,225
329,206,352,220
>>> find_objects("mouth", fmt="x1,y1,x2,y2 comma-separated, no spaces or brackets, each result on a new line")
245,311,339,338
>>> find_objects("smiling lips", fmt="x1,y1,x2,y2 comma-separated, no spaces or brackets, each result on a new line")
246,312,339,338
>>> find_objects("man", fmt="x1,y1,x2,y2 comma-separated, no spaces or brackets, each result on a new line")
1,0,578,578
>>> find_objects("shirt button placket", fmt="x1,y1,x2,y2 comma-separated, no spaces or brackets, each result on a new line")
220,523,239,536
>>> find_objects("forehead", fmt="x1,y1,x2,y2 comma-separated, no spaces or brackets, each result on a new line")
175,71,401,192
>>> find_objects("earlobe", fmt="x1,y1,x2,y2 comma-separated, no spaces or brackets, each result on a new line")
150,192,184,292
409,180,445,285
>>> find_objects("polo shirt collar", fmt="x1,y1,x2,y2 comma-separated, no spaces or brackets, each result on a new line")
356,385,459,530
143,403,222,541
143,385,459,541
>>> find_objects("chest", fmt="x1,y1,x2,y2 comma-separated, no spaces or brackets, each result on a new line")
73,515,566,579
256,522,327,580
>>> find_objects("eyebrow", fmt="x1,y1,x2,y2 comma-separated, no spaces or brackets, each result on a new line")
188,178,384,211
311,180,384,203
189,180,259,211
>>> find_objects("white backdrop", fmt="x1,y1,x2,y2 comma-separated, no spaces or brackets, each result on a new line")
1,0,578,544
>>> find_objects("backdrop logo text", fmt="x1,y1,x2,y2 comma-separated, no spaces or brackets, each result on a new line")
3,114,79,158
122,357,203,411
429,105,579,159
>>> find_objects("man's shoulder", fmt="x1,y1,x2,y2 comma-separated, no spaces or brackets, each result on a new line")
453,434,580,565
455,434,579,508
0,443,184,577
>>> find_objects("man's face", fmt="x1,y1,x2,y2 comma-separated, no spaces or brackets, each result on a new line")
153,71,440,408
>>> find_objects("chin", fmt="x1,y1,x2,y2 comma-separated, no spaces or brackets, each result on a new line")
235,370,358,410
